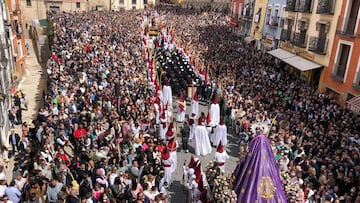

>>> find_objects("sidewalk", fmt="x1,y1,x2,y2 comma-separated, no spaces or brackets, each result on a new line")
6,34,47,183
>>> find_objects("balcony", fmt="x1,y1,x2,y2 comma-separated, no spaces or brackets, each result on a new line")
14,23,22,37
244,9,253,19
292,32,307,48
308,37,328,55
268,16,280,28
331,64,346,83
280,29,291,41
336,17,358,37
12,9,21,15
286,0,296,11
295,0,313,13
316,0,334,14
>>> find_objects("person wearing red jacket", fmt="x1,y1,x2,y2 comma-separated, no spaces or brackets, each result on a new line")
74,123,87,140
56,148,71,167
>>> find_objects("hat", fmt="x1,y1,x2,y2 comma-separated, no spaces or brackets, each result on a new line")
166,122,174,139
212,94,217,104
193,89,198,102
206,111,211,125
72,180,80,191
188,156,196,168
217,141,224,153
220,117,225,125
161,147,170,160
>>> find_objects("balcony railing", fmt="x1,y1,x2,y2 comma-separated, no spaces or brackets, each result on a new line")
286,0,296,11
244,8,253,19
295,0,313,12
336,17,358,37
292,32,307,48
13,9,21,15
331,63,346,83
268,16,279,27
316,0,334,14
280,29,291,41
308,37,328,55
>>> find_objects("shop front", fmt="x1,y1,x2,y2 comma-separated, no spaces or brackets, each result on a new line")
267,48,323,87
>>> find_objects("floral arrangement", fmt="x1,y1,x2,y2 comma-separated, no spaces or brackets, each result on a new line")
205,161,237,203
281,172,305,203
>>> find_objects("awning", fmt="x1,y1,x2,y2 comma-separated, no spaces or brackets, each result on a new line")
267,48,295,60
267,49,323,71
347,95,360,114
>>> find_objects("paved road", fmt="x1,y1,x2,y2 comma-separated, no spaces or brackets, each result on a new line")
169,100,240,203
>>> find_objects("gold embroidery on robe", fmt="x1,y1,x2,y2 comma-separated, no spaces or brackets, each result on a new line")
258,176,276,199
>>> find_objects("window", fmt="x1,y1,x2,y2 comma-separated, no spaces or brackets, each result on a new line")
17,41,23,57
76,2,80,8
26,0,31,6
354,59,360,87
238,3,242,19
254,7,262,23
333,43,351,82
119,0,124,4
132,0,136,5
266,6,271,25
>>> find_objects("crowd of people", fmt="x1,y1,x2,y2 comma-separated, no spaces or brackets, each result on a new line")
159,6,360,202
0,4,359,203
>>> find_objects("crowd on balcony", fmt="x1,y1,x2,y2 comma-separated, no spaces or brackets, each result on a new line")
0,5,359,203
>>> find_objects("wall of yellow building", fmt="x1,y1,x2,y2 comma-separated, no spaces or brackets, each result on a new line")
251,0,268,40
283,0,342,67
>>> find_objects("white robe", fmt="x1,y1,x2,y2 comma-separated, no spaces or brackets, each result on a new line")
215,124,228,147
162,158,173,185
154,103,160,124
176,101,186,122
210,104,220,126
190,100,199,118
194,125,212,156
214,151,229,173
162,85,173,108
189,122,196,140
159,118,167,140
170,150,177,173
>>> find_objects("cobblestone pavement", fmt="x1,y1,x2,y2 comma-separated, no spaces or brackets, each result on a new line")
169,101,240,203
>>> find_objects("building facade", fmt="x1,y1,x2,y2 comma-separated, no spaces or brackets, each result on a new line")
111,0,145,11
240,0,255,39
7,0,26,77
182,0,231,13
19,0,89,27
261,0,286,50
229,0,244,32
249,0,268,49
268,0,341,88
321,0,360,108
0,0,18,145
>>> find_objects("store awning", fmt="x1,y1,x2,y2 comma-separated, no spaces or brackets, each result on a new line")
267,49,323,71
267,48,295,60
347,95,360,114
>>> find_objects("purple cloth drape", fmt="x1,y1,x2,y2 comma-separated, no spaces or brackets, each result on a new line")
233,134,287,203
